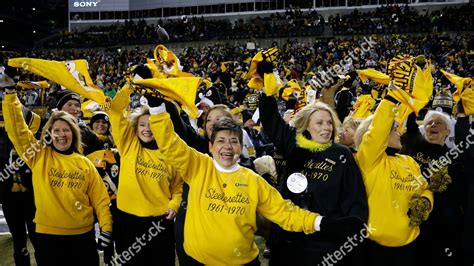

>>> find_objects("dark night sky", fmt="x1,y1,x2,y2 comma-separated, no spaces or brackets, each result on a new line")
0,0,68,50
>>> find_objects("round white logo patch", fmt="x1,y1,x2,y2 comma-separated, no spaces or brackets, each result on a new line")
286,172,308,194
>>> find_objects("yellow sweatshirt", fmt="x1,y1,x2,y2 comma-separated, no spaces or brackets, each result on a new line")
150,111,318,265
109,85,182,216
3,94,112,235
356,99,433,247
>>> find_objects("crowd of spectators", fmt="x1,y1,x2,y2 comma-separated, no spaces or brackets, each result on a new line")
43,4,472,49
330,4,473,35
5,31,472,110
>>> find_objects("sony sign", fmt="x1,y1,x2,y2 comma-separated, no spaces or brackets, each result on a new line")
73,1,99,8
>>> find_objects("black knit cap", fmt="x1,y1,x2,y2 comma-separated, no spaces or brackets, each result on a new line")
56,90,81,110
89,111,110,130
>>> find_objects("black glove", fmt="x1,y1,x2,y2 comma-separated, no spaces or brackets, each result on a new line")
320,216,364,239
132,64,153,79
97,231,113,251
145,94,165,108
257,61,274,78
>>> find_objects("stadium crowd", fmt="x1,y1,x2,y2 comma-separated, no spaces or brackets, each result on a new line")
45,4,472,48
11,32,470,112
0,5,473,266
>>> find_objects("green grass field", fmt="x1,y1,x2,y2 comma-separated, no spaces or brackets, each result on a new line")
0,234,269,266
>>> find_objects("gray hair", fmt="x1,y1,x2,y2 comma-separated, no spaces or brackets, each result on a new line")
422,110,453,137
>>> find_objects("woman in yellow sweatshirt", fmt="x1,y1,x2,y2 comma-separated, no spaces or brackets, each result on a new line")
354,95,434,266
3,91,112,265
149,103,362,265
108,83,183,266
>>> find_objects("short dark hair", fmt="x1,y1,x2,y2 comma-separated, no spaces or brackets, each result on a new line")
210,117,243,145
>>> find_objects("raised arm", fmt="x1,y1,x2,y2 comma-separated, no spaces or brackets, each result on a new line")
357,98,396,172
320,79,344,108
455,116,473,147
400,112,424,155
405,112,421,136
258,94,296,157
149,107,211,183
164,100,207,151
455,115,474,165
2,93,42,168
108,85,136,155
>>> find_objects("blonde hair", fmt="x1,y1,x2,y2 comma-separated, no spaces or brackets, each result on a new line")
354,115,374,149
41,111,82,154
342,116,363,132
128,105,150,132
292,101,341,140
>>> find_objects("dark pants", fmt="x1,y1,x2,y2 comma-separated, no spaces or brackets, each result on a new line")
462,178,474,266
3,190,37,266
186,254,260,266
270,238,351,266
35,229,99,266
175,183,196,265
416,222,462,266
114,209,175,266
366,239,417,266
269,226,359,266
103,199,118,266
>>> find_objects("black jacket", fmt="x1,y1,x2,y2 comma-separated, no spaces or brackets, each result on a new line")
259,95,368,243
401,113,464,225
